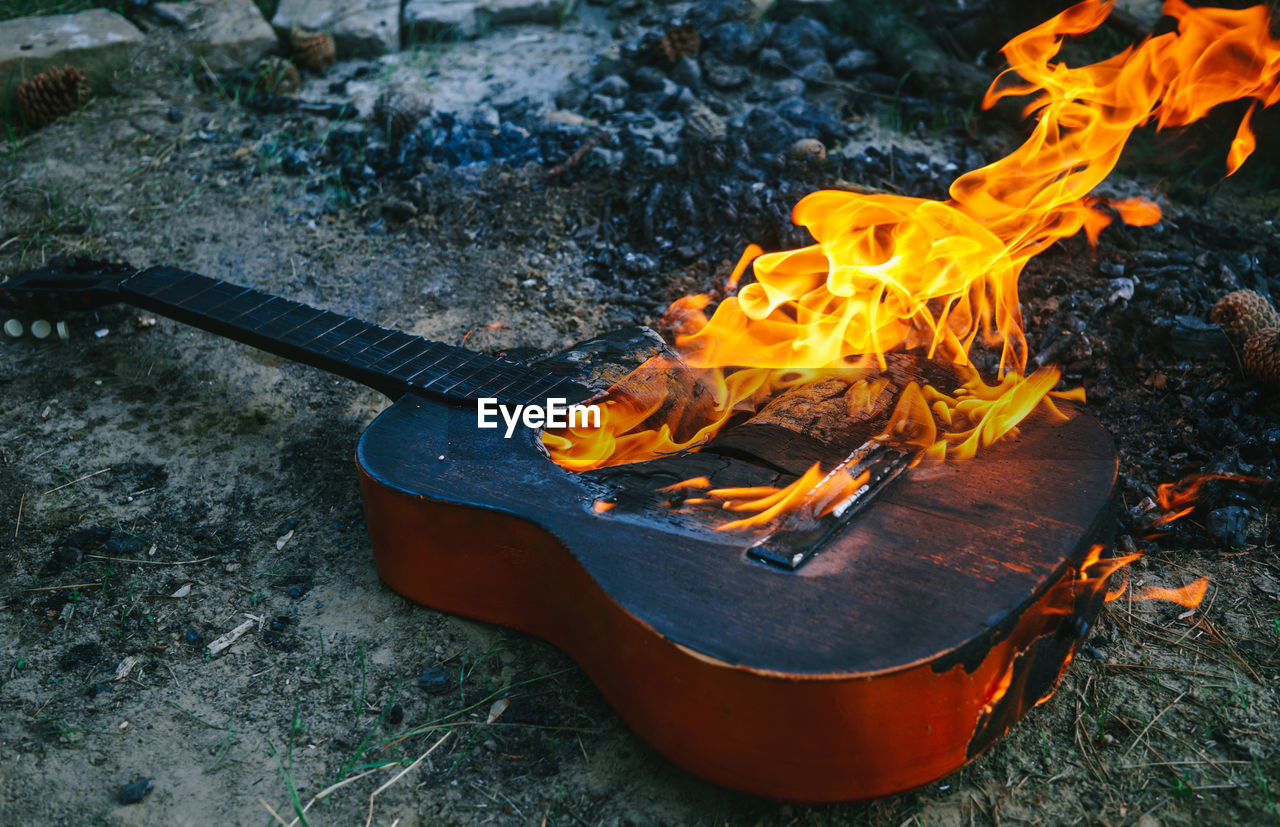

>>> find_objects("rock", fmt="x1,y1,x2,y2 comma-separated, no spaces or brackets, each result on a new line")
152,0,277,73
628,65,668,92
1207,505,1250,548
118,778,153,805
744,105,796,152
701,56,750,90
403,0,562,41
484,0,564,26
273,0,397,57
789,137,825,161
706,21,761,62
786,46,826,70
417,667,452,694
834,48,877,76
686,0,758,28
795,59,833,85
769,77,805,100
770,15,829,56
593,73,629,98
0,10,144,112
757,47,786,72
670,57,701,90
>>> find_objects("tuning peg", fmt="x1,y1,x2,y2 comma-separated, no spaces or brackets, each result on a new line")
3,318,21,338
30,319,52,339
57,321,69,340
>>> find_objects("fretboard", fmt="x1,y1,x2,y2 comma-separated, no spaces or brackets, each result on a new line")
119,266,587,405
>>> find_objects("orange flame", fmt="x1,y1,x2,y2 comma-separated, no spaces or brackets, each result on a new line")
547,1,1280,520
1148,472,1269,528
1131,577,1210,608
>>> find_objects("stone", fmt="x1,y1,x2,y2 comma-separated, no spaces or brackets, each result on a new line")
706,21,761,62
834,48,877,76
593,73,629,98
770,15,829,56
484,0,564,26
0,10,143,111
153,0,277,73
670,56,701,90
795,59,833,85
273,0,398,57
701,56,749,90
402,0,564,42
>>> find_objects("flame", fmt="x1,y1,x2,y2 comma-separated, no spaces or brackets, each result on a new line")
1131,577,1210,608
546,0,1279,522
1148,472,1269,528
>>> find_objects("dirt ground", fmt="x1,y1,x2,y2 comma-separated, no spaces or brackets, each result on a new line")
1,13,1279,827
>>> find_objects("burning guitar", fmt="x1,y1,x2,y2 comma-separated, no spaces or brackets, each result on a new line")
2,0,1275,802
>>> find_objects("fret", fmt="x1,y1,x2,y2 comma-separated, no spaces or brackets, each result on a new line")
398,345,459,385
430,353,497,394
210,290,274,325
309,318,368,356
150,274,219,306
481,364,542,400
381,341,439,380
501,371,559,405
239,296,298,331
325,327,399,365
442,360,519,398
414,350,480,390
258,305,324,345
278,310,344,348
177,281,247,314
362,334,424,373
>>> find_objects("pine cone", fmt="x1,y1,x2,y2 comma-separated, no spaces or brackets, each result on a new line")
1210,289,1279,342
682,102,725,142
255,56,300,95
373,91,429,142
16,66,89,129
655,25,700,64
290,28,335,73
1244,327,1280,387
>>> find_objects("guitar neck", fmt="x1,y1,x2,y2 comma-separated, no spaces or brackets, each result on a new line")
119,266,584,405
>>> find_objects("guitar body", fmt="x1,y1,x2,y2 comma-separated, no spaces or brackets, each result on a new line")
2,261,1118,802
357,394,1117,801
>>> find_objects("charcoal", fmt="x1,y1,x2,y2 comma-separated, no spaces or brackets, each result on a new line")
770,16,830,55
757,47,787,73
706,22,762,62
670,57,702,90
1207,506,1251,548
795,60,835,85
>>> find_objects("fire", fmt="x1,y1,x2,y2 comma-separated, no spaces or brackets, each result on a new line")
1147,472,1269,528
547,1,1280,523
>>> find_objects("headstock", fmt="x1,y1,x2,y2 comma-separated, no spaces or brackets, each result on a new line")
1,259,136,341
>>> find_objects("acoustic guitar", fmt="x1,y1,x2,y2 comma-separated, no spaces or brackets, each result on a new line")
1,259,1118,802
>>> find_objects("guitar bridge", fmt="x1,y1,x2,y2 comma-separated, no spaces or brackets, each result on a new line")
746,442,916,571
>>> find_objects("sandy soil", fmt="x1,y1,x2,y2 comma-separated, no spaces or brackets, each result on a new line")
1,15,1278,827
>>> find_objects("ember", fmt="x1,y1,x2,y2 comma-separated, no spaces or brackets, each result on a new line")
544,0,1280,528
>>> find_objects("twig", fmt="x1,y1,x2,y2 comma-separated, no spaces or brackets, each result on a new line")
366,732,452,827
206,618,256,656
42,467,110,495
85,554,217,566
14,492,23,539
286,767,390,827
22,582,102,592
1122,690,1188,758
259,797,290,827
547,130,608,178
